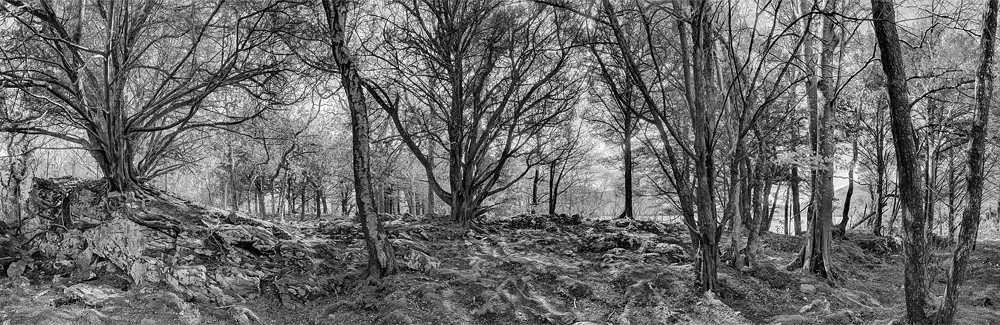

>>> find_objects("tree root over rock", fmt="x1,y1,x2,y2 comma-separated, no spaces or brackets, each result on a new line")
7,177,314,306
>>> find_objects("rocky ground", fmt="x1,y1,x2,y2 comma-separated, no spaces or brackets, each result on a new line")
1,181,998,324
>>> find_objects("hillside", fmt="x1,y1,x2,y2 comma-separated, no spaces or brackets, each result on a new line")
3,208,999,324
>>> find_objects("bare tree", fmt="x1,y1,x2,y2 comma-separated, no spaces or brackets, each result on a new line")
365,0,581,224
321,0,397,278
0,0,292,192
937,0,998,322
586,46,641,219
871,0,930,320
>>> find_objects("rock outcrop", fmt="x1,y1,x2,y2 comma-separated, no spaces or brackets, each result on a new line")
5,177,314,305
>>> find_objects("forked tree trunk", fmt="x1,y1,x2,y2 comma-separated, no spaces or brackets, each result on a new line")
789,0,834,278
871,0,930,321
936,0,998,322
322,0,397,279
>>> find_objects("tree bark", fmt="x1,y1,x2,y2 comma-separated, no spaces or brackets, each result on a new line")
871,0,930,321
936,0,998,322
322,0,397,279
689,0,719,292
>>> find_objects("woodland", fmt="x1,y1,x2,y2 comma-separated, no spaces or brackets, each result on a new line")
1,0,1000,324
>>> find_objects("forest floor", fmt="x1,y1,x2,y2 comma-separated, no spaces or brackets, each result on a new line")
1,213,999,325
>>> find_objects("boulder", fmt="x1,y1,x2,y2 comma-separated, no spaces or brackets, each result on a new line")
64,283,123,306
799,284,816,295
821,310,856,324
768,314,810,325
799,298,831,316
855,236,901,258
579,232,646,253
557,275,593,299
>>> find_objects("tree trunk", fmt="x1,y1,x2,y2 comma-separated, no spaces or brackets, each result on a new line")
936,0,998,322
765,183,781,235
408,171,415,214
835,139,857,239
926,142,938,237
322,192,329,214
300,181,307,220
621,118,634,219
689,0,719,292
810,0,838,278
531,168,540,214
427,141,435,216
341,183,350,216
871,0,930,321
784,184,791,235
315,187,322,219
746,158,767,268
270,187,277,217
791,167,802,235
548,162,557,215
725,155,745,270
874,155,886,236
790,0,834,278
322,0,397,279
89,141,142,193
256,180,266,218
947,150,957,242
